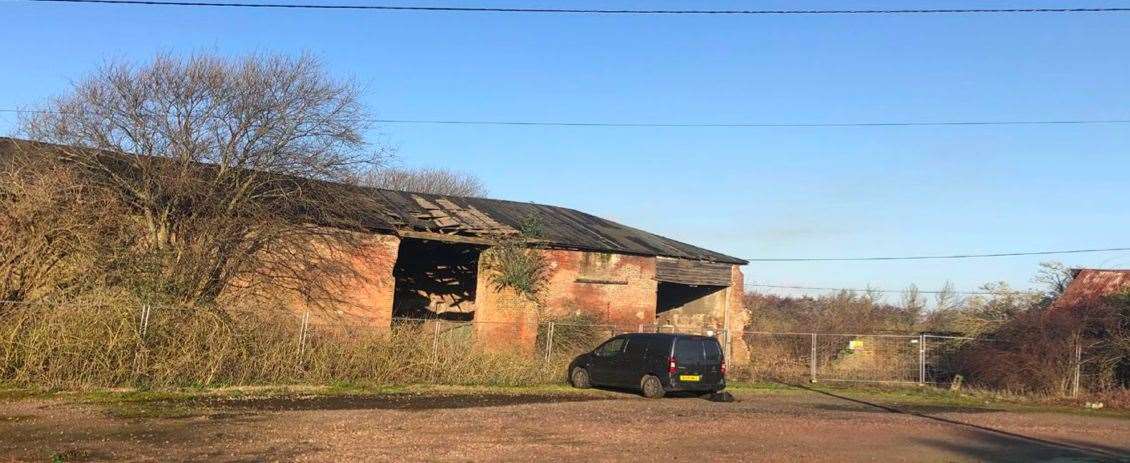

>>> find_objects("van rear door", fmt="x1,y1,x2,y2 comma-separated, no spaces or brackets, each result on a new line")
702,339,724,384
673,338,706,385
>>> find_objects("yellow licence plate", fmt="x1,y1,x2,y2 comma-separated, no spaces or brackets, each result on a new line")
678,375,701,382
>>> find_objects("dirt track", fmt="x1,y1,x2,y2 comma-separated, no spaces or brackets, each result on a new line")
2,387,1128,462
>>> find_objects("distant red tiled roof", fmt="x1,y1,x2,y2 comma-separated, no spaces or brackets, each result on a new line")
1053,269,1130,309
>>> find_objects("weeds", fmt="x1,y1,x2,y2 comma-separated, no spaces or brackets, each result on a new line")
0,299,606,390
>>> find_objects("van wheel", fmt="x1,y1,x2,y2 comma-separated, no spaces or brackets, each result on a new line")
570,367,591,389
640,375,665,399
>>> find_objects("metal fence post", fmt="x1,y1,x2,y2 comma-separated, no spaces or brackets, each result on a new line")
297,311,310,356
918,334,926,385
724,329,732,361
545,322,555,362
810,333,817,383
433,321,441,358
1072,338,1082,398
138,304,151,338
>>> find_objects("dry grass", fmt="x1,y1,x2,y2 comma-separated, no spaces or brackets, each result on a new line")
0,299,598,390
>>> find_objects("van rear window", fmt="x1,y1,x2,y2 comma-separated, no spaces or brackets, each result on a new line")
674,339,704,363
704,341,722,362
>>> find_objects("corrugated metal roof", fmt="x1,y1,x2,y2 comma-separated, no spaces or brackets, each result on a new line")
0,137,747,265
1053,269,1130,309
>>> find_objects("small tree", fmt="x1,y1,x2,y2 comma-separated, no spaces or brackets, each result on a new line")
953,282,1042,336
899,284,925,332
1033,261,1074,306
18,53,386,306
482,216,550,302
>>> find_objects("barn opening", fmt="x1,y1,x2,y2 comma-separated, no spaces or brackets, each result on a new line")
391,238,484,321
656,282,728,322
653,257,732,329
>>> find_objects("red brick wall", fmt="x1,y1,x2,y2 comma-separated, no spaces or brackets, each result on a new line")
542,249,658,330
471,248,658,350
473,248,539,351
298,234,400,327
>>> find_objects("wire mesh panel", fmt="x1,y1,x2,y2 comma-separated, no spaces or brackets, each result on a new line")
541,322,621,363
814,334,920,383
740,332,813,382
921,335,976,386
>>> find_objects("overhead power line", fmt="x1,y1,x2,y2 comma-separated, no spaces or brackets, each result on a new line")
3,109,1129,130
743,247,1130,262
373,118,1130,128
26,0,1130,15
744,283,1036,296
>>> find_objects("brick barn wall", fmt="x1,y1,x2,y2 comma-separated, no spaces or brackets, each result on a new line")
472,248,658,351
295,234,401,327
727,265,750,364
473,247,540,351
542,249,658,330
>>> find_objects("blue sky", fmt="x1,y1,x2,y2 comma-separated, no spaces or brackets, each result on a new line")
1,0,1128,300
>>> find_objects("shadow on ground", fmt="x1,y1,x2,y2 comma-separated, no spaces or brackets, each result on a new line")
198,392,610,412
790,383,1129,462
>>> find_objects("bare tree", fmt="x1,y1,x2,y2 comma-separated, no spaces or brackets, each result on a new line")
18,53,386,306
933,281,962,312
360,167,486,197
0,142,130,303
899,284,925,331
921,281,964,332
1033,261,1074,305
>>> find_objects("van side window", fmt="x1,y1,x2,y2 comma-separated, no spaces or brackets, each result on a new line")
674,339,704,363
704,341,722,362
595,338,626,357
623,337,647,359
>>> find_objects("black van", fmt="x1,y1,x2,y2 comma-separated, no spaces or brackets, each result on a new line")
567,333,725,398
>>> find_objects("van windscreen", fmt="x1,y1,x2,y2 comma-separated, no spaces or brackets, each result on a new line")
674,339,704,363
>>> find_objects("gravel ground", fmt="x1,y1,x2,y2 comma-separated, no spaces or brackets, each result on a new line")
1,387,1127,462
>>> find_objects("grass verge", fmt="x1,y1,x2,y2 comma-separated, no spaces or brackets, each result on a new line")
745,381,1130,419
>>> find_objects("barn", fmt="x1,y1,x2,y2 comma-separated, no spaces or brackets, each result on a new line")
0,137,749,357
325,188,749,356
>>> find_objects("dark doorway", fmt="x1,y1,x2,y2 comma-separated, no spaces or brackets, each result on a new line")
656,282,728,329
392,238,483,320
656,282,727,316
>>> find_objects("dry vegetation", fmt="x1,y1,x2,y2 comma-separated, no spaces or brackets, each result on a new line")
0,297,610,389
742,263,1129,397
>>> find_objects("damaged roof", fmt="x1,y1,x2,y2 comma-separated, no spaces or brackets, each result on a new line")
0,137,747,265
368,189,748,265
1053,269,1130,309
